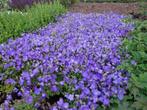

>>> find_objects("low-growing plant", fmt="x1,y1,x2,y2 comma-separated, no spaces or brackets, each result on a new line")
14,102,36,110
116,20,147,110
0,13,133,110
0,1,66,43
59,0,80,7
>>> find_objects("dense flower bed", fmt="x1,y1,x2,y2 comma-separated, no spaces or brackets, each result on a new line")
0,13,133,110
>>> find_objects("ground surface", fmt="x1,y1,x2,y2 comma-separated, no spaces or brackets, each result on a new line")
69,2,143,14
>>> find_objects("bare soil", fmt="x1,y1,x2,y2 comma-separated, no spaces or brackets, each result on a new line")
69,2,144,15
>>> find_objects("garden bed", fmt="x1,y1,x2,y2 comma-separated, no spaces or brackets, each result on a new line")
0,1,147,110
0,12,133,110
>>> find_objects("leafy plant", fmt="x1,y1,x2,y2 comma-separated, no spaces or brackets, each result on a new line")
117,20,147,110
14,102,36,110
0,1,66,43
59,0,80,7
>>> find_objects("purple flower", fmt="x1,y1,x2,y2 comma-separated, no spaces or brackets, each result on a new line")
42,93,46,98
0,74,4,81
19,77,24,85
5,78,16,85
63,102,69,109
59,81,65,85
10,107,15,110
18,91,22,96
7,95,12,100
103,66,111,72
131,60,137,66
57,98,64,106
65,94,74,101
31,68,39,77
35,102,40,108
117,89,125,100
79,105,90,110
51,85,58,92
52,106,58,110
34,87,42,95
25,95,33,104
4,100,9,106
22,71,30,80
92,89,101,96
99,96,110,105
0,12,133,109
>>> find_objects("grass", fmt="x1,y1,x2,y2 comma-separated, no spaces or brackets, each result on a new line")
0,1,66,43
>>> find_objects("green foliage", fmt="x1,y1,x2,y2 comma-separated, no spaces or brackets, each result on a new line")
139,2,147,16
14,102,36,110
59,0,80,7
0,1,66,43
117,20,147,110
0,0,9,11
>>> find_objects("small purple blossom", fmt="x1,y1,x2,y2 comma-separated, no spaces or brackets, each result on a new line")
131,60,137,66
65,94,74,101
25,95,33,104
5,78,16,85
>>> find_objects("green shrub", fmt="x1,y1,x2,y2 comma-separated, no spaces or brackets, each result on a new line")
139,2,147,16
116,20,147,110
59,0,80,7
0,1,66,43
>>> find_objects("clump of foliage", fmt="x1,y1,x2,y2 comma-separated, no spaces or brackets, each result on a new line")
14,102,36,110
116,20,147,110
139,2,147,18
0,1,66,43
130,2,147,20
59,0,80,7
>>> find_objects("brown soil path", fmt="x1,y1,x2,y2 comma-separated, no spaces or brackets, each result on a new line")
69,2,144,15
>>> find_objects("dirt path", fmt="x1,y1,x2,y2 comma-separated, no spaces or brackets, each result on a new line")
69,2,143,15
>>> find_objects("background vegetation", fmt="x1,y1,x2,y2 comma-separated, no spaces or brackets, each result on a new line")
112,4,147,110
0,1,66,43
116,19,147,110
59,0,80,7
0,0,8,11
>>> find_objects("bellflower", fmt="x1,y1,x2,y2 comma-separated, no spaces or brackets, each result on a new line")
0,12,133,110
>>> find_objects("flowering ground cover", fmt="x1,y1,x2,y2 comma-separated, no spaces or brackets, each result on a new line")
0,13,133,110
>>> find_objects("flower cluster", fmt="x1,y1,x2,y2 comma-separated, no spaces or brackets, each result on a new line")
0,13,133,109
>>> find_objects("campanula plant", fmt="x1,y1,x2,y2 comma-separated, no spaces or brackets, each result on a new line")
0,12,133,109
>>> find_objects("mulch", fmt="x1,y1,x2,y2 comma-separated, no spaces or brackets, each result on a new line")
69,2,145,15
